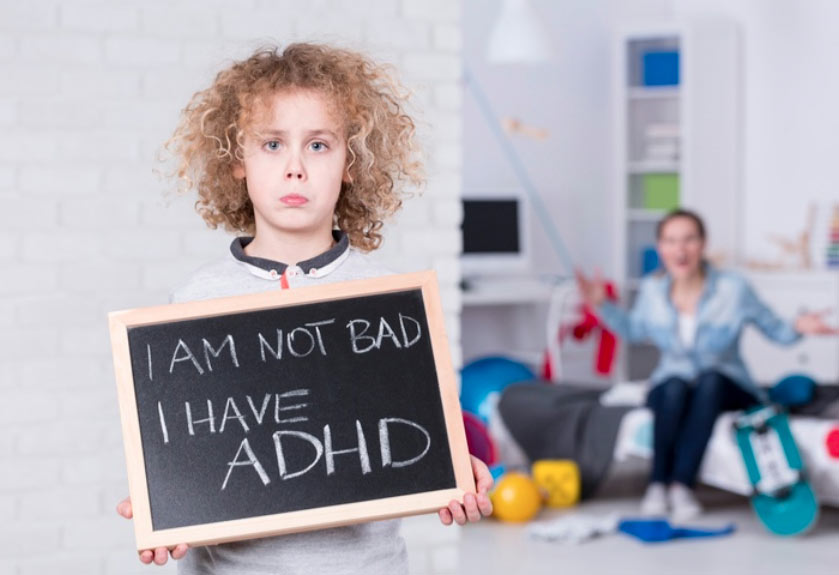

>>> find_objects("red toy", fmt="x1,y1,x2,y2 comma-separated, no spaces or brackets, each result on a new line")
542,281,619,380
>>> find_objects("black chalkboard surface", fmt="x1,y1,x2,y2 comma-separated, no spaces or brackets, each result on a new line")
109,271,472,550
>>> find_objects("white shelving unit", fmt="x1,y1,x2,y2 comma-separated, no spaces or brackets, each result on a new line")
627,86,681,100
627,208,668,222
613,20,741,380
627,160,681,174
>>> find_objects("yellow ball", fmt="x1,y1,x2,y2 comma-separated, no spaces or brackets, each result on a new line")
490,472,543,522
531,460,580,508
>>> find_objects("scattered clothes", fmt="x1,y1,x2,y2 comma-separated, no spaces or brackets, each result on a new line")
527,513,620,544
528,514,737,545
599,380,648,407
618,519,736,543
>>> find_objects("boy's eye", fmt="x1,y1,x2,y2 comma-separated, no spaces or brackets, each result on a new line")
265,140,281,151
310,141,328,152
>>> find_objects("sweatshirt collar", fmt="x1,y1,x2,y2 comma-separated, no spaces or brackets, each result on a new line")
230,230,349,276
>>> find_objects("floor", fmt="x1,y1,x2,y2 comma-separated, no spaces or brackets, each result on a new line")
458,488,839,575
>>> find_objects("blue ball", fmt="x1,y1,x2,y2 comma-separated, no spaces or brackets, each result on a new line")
489,464,508,482
460,356,535,423
769,374,816,407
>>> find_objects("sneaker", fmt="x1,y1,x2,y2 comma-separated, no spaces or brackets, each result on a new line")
669,483,703,522
640,482,668,516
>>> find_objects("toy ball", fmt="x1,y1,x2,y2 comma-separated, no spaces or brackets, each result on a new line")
826,427,839,460
463,411,497,466
460,356,535,423
489,464,507,481
531,460,580,508
769,374,816,407
490,471,543,523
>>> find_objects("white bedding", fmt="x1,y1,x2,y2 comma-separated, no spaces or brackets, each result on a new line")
612,405,839,507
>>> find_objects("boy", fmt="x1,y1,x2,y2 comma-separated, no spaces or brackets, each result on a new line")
117,43,492,573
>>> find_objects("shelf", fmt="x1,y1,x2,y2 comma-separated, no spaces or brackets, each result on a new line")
628,209,667,222
628,86,680,100
614,22,741,382
627,160,680,174
461,277,556,306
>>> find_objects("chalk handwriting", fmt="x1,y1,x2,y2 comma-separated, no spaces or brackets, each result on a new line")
346,314,422,354
219,418,431,490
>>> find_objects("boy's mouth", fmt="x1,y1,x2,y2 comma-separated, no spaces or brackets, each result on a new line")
280,194,308,206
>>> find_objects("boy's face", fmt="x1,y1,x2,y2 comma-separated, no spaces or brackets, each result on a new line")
234,89,347,243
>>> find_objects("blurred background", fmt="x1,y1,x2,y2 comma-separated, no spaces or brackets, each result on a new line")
1,0,838,573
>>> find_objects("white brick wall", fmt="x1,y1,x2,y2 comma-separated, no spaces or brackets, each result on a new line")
0,0,463,573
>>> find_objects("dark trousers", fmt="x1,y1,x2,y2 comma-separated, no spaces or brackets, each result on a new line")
646,371,759,487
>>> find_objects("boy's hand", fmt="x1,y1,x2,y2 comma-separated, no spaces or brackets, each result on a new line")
117,497,189,565
438,456,493,526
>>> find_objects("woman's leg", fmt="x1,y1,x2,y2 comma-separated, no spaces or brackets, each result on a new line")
671,371,757,487
646,378,691,485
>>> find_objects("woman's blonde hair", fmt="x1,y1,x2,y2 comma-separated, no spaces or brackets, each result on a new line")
166,43,424,251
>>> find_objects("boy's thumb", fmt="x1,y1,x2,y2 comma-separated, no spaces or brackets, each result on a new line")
117,498,133,519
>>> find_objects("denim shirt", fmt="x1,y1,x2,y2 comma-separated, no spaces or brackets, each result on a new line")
597,266,801,399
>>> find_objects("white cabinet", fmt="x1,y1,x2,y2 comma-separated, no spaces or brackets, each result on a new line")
741,271,839,384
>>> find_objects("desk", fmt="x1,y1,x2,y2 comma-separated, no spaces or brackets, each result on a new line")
460,276,560,306
459,276,600,381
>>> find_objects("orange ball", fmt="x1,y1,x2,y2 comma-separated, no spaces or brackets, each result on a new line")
490,471,543,523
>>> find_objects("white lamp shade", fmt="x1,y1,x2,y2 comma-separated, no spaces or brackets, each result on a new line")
487,0,552,64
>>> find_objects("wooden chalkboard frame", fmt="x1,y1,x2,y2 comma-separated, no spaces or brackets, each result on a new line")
109,270,474,550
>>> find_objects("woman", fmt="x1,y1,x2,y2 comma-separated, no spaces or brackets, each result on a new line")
577,209,837,521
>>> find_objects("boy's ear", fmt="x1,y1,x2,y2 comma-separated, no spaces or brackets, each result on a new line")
233,162,245,180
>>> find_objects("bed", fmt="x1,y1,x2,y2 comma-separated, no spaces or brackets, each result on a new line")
606,383,839,507
539,283,839,507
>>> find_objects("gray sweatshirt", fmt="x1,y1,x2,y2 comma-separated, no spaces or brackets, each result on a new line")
174,233,408,575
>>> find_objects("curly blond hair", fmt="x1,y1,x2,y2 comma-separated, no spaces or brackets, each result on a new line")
165,43,424,251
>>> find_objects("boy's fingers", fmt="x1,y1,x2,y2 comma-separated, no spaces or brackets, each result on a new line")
476,473,493,494
117,498,132,519
153,547,168,565
470,457,493,493
121,499,189,562
464,494,481,522
438,508,453,526
477,493,493,516
448,500,466,526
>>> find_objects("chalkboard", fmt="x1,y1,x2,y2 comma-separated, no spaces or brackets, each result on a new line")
109,271,473,550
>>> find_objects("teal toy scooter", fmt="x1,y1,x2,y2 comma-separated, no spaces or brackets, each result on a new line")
733,405,819,536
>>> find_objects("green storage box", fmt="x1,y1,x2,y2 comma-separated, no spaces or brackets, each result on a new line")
642,173,679,210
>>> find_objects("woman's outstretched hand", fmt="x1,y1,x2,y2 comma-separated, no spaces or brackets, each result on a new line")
795,310,839,336
575,268,608,308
